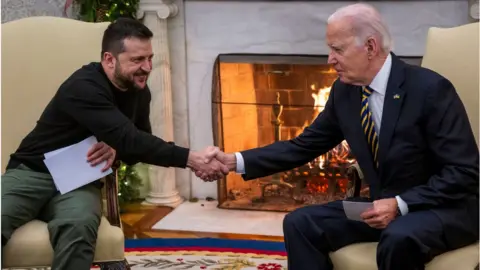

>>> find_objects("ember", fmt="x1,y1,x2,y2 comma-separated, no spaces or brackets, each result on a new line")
307,178,329,194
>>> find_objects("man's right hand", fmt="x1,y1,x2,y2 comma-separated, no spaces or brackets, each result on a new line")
87,141,116,172
194,149,237,181
187,146,231,181
204,150,237,172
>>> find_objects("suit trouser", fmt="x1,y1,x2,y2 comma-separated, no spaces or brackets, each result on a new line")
1,164,102,270
283,199,453,270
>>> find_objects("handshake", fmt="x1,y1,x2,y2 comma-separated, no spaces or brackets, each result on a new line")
187,146,236,182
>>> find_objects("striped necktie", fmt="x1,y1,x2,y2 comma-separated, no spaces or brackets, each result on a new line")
361,86,379,167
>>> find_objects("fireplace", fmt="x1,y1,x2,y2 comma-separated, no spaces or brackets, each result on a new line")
211,54,420,212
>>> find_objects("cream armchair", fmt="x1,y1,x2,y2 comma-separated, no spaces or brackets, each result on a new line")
337,22,479,270
1,17,128,269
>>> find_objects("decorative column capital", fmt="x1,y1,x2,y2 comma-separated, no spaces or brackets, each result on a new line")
469,0,479,21
137,0,178,20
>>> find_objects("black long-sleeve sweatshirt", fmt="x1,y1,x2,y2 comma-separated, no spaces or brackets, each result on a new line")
7,62,189,173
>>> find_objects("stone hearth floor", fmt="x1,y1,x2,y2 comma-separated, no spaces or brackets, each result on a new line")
152,200,286,237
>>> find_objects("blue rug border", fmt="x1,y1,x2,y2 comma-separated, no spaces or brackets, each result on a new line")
125,238,286,252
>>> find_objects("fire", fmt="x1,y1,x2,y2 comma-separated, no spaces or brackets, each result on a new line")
307,179,329,193
301,79,356,194
311,83,331,108
306,177,349,194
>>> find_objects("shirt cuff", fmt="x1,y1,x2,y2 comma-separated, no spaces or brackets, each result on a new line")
234,152,246,174
395,195,409,216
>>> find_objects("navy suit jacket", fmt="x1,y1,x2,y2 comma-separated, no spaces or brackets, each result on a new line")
240,53,479,248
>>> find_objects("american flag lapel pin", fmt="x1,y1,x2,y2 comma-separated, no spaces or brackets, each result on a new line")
393,94,400,99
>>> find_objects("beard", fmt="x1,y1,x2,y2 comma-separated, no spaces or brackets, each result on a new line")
113,62,149,91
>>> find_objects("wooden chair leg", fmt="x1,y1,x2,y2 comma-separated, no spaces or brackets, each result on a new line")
96,259,130,270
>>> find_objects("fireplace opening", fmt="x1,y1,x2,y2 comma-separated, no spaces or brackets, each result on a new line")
212,54,365,212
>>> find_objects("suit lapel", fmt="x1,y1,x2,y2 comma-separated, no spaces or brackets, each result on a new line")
378,54,406,169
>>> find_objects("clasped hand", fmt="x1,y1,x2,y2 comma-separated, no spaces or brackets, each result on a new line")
86,142,230,181
187,146,232,182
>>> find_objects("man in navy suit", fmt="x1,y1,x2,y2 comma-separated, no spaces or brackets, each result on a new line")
202,3,479,270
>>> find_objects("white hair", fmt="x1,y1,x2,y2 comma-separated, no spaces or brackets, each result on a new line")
327,3,393,53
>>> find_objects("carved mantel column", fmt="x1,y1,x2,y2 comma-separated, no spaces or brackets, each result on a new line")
137,0,183,208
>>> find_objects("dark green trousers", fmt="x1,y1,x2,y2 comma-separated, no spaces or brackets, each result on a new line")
1,164,102,270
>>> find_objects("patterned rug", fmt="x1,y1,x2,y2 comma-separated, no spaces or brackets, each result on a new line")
5,238,287,270
125,238,288,270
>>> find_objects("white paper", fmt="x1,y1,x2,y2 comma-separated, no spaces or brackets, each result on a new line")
44,144,74,159
342,201,374,222
43,136,112,194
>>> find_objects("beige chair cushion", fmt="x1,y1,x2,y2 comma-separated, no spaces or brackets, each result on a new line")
421,22,479,144
330,242,479,270
2,217,125,268
1,16,110,172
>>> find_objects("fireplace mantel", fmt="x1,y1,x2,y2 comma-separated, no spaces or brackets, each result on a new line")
154,0,472,201
177,0,470,200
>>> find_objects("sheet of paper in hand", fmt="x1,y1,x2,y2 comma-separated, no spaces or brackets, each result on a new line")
342,200,373,222
43,136,112,194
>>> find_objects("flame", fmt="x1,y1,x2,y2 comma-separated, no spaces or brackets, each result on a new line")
311,84,331,109
302,80,356,194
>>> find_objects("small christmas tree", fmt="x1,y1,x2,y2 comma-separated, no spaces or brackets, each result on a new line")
117,162,143,206
65,0,140,23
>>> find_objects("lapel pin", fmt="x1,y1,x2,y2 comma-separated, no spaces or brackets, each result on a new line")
393,94,400,99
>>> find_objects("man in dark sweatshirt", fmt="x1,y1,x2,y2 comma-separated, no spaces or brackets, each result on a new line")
1,18,227,270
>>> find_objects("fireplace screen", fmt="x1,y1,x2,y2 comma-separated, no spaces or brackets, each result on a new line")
212,54,359,212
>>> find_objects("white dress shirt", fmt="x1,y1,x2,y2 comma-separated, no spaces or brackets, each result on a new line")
234,53,409,216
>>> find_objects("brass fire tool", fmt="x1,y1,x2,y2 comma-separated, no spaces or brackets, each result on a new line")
254,92,295,203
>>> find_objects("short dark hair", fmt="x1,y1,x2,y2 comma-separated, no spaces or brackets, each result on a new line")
101,17,153,58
